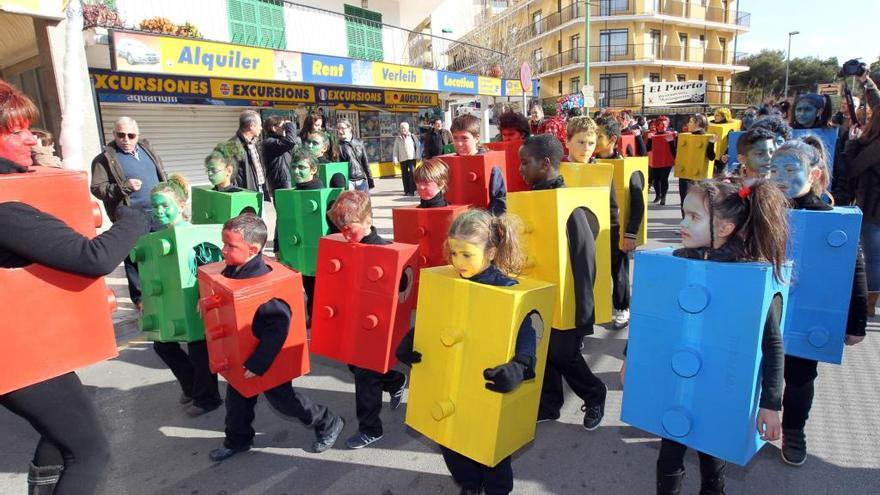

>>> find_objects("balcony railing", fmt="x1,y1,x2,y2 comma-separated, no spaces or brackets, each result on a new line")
540,83,750,113
525,0,749,39
535,44,747,74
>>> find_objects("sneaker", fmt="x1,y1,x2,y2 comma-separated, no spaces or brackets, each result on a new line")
209,445,250,462
345,431,383,449
781,428,807,466
390,375,407,411
186,403,220,418
313,416,345,453
581,389,607,431
179,393,193,405
612,309,630,330
536,410,560,423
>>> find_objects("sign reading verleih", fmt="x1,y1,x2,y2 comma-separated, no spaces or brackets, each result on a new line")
644,81,707,107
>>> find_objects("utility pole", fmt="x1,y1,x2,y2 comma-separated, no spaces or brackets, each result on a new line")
783,31,799,98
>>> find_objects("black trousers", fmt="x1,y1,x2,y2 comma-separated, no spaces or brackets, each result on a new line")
348,365,406,437
123,213,154,305
653,167,672,200
441,446,513,495
657,438,725,483
224,381,335,449
302,275,316,323
0,373,110,495
538,328,606,417
153,341,221,409
782,355,819,430
678,178,693,218
400,159,417,195
611,244,631,311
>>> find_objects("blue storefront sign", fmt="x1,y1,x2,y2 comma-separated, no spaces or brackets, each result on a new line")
437,71,478,94
301,54,354,85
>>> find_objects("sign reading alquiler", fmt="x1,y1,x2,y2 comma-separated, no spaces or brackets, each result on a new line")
644,81,707,107
110,31,537,97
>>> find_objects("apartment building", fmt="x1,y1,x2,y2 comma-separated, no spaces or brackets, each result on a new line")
458,0,750,113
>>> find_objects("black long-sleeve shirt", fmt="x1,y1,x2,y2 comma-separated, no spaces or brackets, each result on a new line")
672,238,784,410
790,193,867,337
0,201,145,273
222,255,292,376
532,175,597,333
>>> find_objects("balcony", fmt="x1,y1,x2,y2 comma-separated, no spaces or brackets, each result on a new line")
536,43,747,76
541,83,749,112
523,0,749,42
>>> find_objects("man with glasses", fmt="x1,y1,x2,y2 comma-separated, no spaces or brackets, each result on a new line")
91,116,167,311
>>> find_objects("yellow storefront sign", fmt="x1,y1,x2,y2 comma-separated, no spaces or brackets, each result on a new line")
505,80,524,96
210,79,314,103
384,90,438,107
478,77,502,96
372,62,423,90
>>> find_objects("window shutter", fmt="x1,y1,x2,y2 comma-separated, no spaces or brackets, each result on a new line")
345,4,383,61
227,0,286,49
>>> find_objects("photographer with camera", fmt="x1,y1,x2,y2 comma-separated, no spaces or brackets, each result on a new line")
843,65,880,315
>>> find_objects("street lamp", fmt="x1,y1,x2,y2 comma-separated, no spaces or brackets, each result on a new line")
783,31,800,98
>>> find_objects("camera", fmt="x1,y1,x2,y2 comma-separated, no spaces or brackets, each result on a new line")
840,59,867,78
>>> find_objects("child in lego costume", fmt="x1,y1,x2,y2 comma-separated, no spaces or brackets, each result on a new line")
677,113,718,217
621,178,788,494
791,93,834,130
207,213,345,462
767,139,867,466
396,209,537,495
326,191,408,449
148,175,224,416
517,134,608,429
710,107,734,175
734,126,778,180
303,131,347,188
414,158,450,208
645,116,676,204
449,114,507,216
205,143,244,193
593,116,645,330
0,81,147,494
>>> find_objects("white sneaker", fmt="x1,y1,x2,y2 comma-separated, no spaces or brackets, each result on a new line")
612,309,630,330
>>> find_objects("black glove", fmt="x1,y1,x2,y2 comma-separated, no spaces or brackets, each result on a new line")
488,166,507,216
396,329,422,366
367,178,376,189
483,355,532,393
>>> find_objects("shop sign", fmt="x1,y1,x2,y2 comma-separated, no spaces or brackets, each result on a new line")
210,79,314,103
437,72,478,93
302,54,353,85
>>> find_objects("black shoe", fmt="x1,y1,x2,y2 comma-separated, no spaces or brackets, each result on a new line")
313,416,345,453
179,393,193,405
581,387,607,431
209,445,250,462
653,195,661,204
390,374,407,411
656,470,684,495
660,196,666,206
186,402,221,417
781,427,807,466
536,410,560,423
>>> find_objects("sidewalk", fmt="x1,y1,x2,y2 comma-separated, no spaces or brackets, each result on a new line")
2,177,878,494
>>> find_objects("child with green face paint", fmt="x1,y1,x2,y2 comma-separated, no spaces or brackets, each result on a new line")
289,147,323,190
304,131,330,163
204,143,243,192
150,174,190,227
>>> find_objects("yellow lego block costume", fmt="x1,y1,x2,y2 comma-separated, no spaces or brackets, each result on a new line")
405,266,556,467
597,157,650,246
559,162,614,189
508,188,612,327
707,120,742,163
674,133,714,180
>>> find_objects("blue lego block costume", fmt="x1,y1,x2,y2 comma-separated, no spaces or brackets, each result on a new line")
792,128,838,172
726,131,743,173
784,208,862,364
621,249,790,466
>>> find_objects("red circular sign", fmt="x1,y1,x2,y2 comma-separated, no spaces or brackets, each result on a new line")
520,62,533,93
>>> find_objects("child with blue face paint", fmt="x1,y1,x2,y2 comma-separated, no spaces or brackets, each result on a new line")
791,93,833,130
768,138,868,467
737,127,779,180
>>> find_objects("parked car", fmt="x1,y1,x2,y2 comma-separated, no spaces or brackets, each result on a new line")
116,38,159,65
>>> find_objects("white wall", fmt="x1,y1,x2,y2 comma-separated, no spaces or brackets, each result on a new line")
116,0,230,42
285,3,348,57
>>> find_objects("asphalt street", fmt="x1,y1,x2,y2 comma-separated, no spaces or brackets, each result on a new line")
2,177,878,494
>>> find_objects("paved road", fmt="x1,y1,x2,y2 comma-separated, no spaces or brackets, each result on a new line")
2,177,878,494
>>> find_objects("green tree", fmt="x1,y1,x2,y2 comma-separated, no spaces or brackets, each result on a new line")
734,50,786,99
787,56,840,95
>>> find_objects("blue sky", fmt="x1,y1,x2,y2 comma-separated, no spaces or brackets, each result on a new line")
735,0,880,63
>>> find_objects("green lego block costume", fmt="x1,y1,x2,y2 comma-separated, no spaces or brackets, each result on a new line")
191,185,263,225
317,162,349,188
130,225,224,342
275,188,343,276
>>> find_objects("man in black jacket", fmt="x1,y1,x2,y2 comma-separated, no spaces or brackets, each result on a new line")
229,110,269,198
335,118,374,193
517,135,608,431
422,118,449,159
261,116,300,194
208,213,344,462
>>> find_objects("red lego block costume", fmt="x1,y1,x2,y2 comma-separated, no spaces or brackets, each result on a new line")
649,134,677,168
441,151,507,208
485,140,529,193
0,167,117,395
616,134,636,157
197,258,310,398
310,234,419,373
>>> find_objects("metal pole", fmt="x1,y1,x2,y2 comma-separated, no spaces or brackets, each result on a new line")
783,31,799,98
584,0,590,113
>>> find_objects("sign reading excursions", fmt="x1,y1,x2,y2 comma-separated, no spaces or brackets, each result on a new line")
644,81,707,107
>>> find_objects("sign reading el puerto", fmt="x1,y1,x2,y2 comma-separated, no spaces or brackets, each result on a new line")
110,31,536,97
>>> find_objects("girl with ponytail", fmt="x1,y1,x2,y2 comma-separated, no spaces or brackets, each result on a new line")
651,178,789,493
150,173,190,226
397,208,533,494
